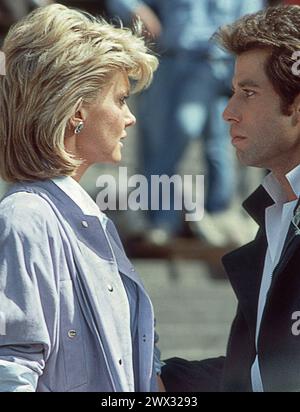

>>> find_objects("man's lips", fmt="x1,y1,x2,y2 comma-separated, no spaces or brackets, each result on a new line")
231,135,247,145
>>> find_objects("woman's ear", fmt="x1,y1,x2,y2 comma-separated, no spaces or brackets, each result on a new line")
69,98,87,130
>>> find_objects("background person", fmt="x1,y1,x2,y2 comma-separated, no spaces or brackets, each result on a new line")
0,0,54,45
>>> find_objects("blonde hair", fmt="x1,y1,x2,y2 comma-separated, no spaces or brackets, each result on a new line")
0,3,158,182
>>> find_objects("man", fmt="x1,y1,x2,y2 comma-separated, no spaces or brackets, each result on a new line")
161,4,300,392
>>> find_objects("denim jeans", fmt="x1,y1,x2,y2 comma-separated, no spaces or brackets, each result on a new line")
137,54,235,234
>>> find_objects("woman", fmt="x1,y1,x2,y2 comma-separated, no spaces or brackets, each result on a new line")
0,4,161,392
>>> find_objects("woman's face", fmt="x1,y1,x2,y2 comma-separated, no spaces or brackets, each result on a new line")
72,71,136,171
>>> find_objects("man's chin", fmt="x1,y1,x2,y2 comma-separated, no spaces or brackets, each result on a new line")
236,152,263,168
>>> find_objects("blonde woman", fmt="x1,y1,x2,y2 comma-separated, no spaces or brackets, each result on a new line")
0,4,162,392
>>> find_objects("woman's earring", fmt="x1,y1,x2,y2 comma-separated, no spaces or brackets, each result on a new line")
74,121,84,134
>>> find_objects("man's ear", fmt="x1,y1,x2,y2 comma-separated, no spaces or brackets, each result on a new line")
69,98,87,130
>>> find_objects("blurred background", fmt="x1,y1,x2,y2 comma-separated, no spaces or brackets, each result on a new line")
0,0,291,361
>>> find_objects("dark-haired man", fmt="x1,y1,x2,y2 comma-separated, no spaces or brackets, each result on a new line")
162,5,300,392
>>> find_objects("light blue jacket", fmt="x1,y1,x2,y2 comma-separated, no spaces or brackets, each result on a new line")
0,180,159,392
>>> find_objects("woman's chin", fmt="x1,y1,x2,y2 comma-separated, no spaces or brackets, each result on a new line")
110,153,122,164
112,148,122,163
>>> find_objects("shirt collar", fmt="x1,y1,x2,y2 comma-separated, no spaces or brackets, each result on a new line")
51,176,107,227
262,163,300,204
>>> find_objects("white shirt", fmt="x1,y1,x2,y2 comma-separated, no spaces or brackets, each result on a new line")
251,165,300,392
52,176,108,228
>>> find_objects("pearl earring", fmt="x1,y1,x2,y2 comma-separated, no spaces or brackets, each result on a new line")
74,121,84,134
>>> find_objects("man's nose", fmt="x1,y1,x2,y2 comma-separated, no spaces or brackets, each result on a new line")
223,99,241,123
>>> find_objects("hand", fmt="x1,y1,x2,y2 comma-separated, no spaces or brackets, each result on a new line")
157,375,166,392
31,0,55,6
134,4,162,39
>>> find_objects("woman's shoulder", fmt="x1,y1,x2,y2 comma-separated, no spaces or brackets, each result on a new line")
0,191,59,238
0,190,54,214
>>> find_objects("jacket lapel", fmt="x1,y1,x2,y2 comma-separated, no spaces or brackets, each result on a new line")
222,185,273,335
268,199,300,282
105,219,148,288
21,180,144,286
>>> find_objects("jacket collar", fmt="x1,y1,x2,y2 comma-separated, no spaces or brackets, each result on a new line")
245,183,300,278
241,184,274,227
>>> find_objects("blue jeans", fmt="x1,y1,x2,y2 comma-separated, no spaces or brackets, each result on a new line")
137,54,235,234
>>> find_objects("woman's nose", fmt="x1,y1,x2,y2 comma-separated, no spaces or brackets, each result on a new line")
126,108,136,128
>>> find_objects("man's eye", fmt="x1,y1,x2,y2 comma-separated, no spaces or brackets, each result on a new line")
243,89,255,97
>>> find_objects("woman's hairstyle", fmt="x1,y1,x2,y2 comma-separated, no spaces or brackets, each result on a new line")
0,3,158,182
215,5,300,115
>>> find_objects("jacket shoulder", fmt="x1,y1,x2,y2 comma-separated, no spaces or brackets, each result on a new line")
0,192,59,239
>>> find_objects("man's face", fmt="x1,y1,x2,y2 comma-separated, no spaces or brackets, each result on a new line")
223,48,300,176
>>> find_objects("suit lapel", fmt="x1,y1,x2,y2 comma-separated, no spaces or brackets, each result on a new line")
269,200,300,282
222,185,273,334
222,235,266,335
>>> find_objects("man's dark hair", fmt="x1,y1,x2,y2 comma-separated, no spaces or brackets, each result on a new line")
215,5,300,114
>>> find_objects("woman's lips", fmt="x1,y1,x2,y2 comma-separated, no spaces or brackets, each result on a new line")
119,135,127,148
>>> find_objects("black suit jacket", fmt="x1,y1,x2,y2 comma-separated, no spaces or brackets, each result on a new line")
162,185,300,392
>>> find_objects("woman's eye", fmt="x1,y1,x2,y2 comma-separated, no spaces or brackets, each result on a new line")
120,95,129,105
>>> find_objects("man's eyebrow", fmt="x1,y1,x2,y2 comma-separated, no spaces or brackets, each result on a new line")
232,79,261,89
